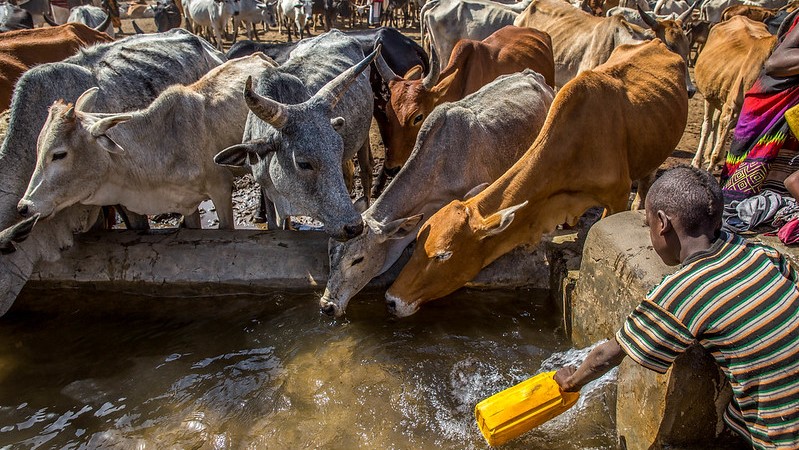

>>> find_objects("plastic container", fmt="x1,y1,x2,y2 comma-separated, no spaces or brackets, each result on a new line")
474,371,580,446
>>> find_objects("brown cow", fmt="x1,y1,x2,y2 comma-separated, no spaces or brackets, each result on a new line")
374,25,555,174
721,4,777,22
0,23,112,112
384,39,688,317
692,16,776,170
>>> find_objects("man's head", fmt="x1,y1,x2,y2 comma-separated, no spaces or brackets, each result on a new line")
645,166,723,265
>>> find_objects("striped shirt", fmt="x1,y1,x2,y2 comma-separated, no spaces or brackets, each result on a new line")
616,231,799,449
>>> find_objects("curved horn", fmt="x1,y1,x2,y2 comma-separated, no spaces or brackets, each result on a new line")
243,76,289,129
43,13,58,26
314,44,381,109
374,46,401,82
638,4,659,28
422,42,440,90
75,87,99,112
95,10,113,32
678,0,699,23
132,20,145,33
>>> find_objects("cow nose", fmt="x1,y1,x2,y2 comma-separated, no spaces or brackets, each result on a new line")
343,222,363,239
17,202,29,218
234,11,239,15
321,303,336,316
386,299,396,313
687,86,696,99
384,166,401,177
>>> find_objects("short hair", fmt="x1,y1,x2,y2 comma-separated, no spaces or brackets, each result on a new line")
646,166,723,234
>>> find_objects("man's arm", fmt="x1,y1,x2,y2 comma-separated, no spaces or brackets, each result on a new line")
554,339,626,392
765,26,799,78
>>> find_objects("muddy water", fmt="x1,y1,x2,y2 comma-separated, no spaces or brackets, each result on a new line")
0,288,616,449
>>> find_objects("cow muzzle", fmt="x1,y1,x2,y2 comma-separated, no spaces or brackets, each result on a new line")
17,200,32,218
385,293,418,318
319,296,344,317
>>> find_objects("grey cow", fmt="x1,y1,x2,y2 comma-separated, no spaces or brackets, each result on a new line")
215,30,375,242
0,30,225,315
67,5,115,37
19,54,277,230
320,69,555,317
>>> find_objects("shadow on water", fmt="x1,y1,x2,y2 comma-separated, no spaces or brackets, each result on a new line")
0,288,616,449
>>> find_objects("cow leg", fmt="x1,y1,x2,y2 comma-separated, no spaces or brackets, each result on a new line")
356,139,373,205
213,26,225,51
118,206,150,230
182,210,202,229
707,105,736,171
343,158,355,193
631,171,656,210
692,100,715,168
232,18,240,44
209,176,235,230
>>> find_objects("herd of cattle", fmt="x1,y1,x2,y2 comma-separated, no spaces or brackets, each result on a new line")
0,0,794,318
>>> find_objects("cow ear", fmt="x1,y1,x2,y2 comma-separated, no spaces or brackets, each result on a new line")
215,143,260,167
331,116,345,131
463,182,489,200
378,213,423,239
403,65,424,80
96,134,126,154
480,201,528,238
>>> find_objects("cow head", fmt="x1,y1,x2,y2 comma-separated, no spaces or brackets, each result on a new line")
18,89,131,220
320,213,423,317
215,47,379,241
257,0,278,27
215,0,241,16
637,4,697,97
374,48,442,172
293,0,313,23
384,198,527,317
154,0,182,32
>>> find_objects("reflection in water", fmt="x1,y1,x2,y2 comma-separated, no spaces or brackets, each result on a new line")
0,288,616,449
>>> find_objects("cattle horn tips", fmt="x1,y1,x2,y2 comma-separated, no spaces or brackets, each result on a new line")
374,43,401,82
314,48,377,109
75,87,100,113
422,44,440,90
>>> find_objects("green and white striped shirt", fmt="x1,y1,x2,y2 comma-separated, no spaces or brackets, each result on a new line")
616,231,799,449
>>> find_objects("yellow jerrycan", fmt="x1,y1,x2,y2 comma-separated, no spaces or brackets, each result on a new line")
474,370,580,446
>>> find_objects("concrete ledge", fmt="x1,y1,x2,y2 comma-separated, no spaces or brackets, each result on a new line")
26,228,569,295
570,210,797,449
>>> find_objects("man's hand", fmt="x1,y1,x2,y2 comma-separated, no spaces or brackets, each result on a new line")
554,366,578,392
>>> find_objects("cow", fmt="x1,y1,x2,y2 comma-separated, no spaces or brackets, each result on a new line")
278,0,313,41
126,2,156,18
653,0,692,15
692,16,776,170
319,69,555,317
153,0,183,31
700,0,784,23
421,0,532,68
0,23,113,113
0,4,33,32
0,29,225,316
606,5,678,26
514,0,695,96
226,28,428,220
187,0,241,50
309,0,335,31
214,30,375,241
234,0,277,41
67,5,115,37
373,25,554,182
685,18,710,65
721,3,777,22
384,39,689,317
18,54,277,230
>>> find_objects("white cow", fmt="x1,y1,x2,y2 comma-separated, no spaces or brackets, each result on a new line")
701,0,786,23
278,0,313,41
421,0,532,67
187,0,241,50
18,54,278,230
235,0,278,41
67,5,115,37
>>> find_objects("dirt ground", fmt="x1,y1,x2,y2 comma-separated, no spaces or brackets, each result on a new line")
113,19,707,226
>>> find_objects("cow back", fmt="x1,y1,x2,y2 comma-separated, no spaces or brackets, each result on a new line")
695,16,775,107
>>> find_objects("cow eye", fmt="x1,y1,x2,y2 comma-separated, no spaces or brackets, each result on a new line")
434,250,452,261
350,256,364,266
413,113,424,125
297,161,313,171
52,152,67,161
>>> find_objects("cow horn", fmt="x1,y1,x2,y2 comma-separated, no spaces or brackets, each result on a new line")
315,44,381,109
677,0,699,23
132,20,145,34
638,5,659,28
374,49,401,82
95,10,113,32
43,13,58,26
243,76,289,129
422,46,440,91
75,87,99,113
